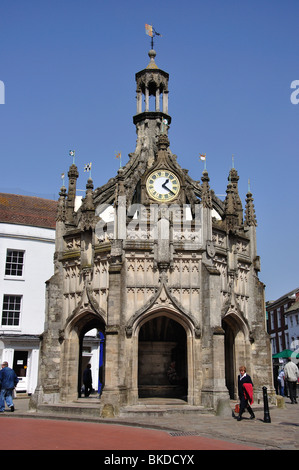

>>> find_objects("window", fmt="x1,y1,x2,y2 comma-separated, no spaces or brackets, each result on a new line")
285,333,289,349
270,311,274,330
271,337,276,355
5,250,25,277
279,333,283,351
2,295,22,326
277,308,281,328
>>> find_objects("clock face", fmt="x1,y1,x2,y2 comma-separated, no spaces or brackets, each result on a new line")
146,169,180,202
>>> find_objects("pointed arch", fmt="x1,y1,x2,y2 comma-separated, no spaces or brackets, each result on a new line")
65,307,106,338
59,308,106,402
222,309,251,399
222,308,250,340
136,310,189,400
126,280,201,339
127,305,197,403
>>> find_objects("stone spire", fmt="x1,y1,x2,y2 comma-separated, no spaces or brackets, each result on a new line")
56,185,67,222
80,177,95,231
228,168,243,225
224,182,238,231
201,170,212,209
54,184,67,259
222,166,244,231
82,178,94,211
66,163,79,224
244,184,257,227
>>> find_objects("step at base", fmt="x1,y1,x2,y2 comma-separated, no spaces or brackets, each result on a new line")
35,397,215,419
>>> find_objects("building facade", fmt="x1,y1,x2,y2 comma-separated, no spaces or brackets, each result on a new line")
285,293,299,352
266,288,299,355
0,193,57,394
32,49,274,414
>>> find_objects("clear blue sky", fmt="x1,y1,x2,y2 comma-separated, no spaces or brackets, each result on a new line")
0,0,298,301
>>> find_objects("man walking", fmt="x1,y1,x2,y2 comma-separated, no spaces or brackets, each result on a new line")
83,363,93,397
0,361,19,412
284,357,299,404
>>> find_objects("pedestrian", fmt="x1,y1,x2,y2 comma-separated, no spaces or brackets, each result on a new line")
284,358,298,404
83,363,92,397
0,361,19,412
278,369,285,396
236,365,255,421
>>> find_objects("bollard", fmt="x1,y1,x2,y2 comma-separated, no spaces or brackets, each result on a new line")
262,386,271,423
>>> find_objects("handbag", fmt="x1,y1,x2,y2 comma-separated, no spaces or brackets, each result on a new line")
234,403,240,414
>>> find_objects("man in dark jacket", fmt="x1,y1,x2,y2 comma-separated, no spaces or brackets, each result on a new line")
83,363,92,397
0,361,19,412
237,365,255,421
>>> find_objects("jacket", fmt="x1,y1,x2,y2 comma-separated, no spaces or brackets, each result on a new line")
284,361,299,382
243,383,254,404
238,373,253,400
83,368,92,385
0,367,19,390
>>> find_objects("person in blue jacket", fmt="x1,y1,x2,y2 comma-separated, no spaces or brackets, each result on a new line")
0,361,19,412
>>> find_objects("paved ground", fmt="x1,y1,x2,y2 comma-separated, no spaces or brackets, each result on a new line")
0,416,259,451
0,396,298,451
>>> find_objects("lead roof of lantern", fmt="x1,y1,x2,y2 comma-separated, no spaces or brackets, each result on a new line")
135,49,169,95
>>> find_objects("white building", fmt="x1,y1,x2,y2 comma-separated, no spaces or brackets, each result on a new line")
284,291,299,354
0,193,57,394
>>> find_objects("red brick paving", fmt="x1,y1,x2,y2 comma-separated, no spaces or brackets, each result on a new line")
0,417,259,450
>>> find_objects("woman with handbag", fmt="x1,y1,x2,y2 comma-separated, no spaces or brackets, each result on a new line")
236,365,255,421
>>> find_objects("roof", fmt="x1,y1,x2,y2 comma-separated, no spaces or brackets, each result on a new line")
266,287,299,308
0,193,58,229
285,300,299,314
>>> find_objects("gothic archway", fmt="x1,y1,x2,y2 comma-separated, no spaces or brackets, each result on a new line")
60,310,106,402
78,322,105,398
222,311,249,399
137,314,188,400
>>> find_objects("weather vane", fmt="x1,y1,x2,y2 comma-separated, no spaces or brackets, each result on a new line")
84,162,92,178
145,24,162,49
115,151,122,168
69,150,75,164
199,153,207,170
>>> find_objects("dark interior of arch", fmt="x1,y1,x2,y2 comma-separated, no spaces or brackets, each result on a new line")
138,315,187,400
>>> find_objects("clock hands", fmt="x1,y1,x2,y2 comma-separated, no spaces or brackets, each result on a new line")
146,171,180,200
162,178,175,196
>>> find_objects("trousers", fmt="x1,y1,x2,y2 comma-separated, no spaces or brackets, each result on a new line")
287,380,297,403
239,395,254,416
0,388,14,411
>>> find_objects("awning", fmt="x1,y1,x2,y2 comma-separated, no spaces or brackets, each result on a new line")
272,349,299,359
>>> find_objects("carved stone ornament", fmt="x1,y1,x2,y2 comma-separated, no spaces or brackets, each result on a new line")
125,277,201,338
206,240,215,258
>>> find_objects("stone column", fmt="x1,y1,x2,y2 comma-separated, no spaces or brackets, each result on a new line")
162,90,168,114
136,90,142,114
200,262,230,410
100,248,125,414
155,87,160,111
145,87,149,112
